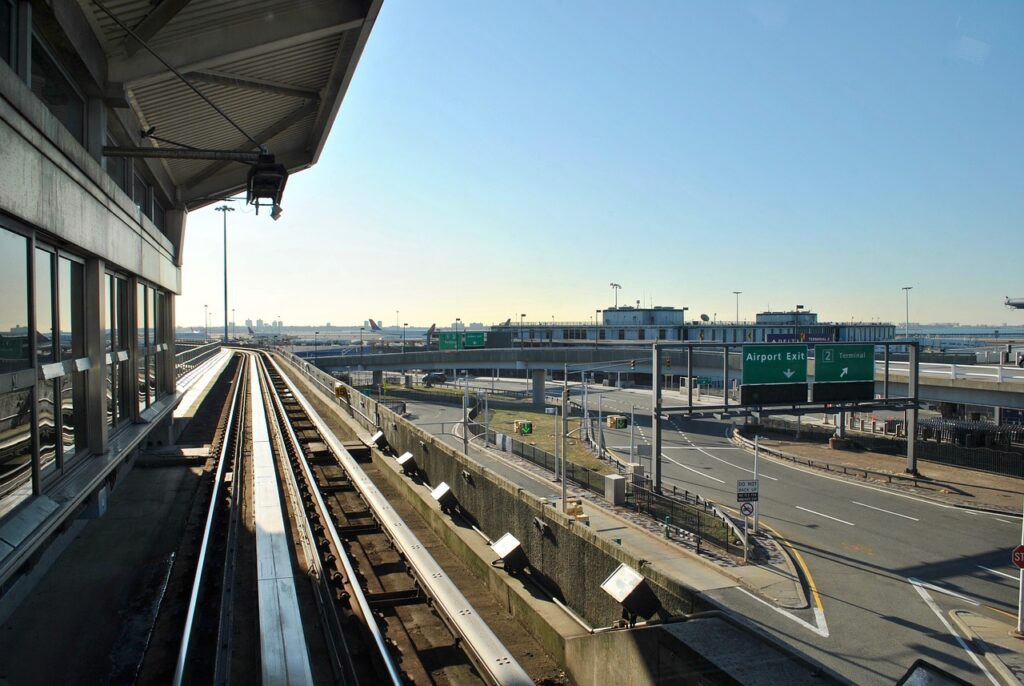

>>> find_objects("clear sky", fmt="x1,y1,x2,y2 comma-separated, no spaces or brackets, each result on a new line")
177,1,1024,330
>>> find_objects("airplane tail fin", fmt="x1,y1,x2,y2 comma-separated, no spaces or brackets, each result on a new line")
247,326,255,335
369,319,381,331
426,324,436,338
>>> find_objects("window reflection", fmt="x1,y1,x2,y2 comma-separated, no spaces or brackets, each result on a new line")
60,373,76,460
30,38,84,143
58,257,82,360
1,1,12,68
0,389,33,519
38,381,57,477
137,283,147,411
0,228,29,372
35,249,55,364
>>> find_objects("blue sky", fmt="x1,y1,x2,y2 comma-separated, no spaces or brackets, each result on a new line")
178,1,1024,329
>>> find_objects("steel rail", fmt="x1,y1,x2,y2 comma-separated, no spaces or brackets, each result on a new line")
254,354,359,684
172,352,245,686
265,354,533,685
258,354,404,686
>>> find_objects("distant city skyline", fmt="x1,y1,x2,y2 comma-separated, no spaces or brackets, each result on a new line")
176,2,1023,330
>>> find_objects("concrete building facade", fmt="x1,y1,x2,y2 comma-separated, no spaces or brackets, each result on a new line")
0,0,379,606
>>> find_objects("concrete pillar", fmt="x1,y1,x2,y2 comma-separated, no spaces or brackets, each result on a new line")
83,258,107,454
372,370,383,386
531,369,546,408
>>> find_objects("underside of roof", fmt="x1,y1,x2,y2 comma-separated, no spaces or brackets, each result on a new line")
83,0,380,210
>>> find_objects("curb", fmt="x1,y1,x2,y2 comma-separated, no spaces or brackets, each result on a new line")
950,610,1019,686
731,433,1021,517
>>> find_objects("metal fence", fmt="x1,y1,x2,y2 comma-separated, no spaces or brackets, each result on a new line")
174,340,222,378
626,474,742,557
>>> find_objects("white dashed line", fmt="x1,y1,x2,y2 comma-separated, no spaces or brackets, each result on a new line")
795,506,855,526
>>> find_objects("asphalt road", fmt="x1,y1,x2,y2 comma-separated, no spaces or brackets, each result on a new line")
412,377,1020,685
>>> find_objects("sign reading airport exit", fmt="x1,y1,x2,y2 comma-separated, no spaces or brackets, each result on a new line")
814,344,875,383
741,345,808,385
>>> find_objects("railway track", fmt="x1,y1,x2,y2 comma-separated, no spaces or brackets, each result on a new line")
170,350,531,684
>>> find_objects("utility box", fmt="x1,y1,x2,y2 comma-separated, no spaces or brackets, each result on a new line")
605,473,626,506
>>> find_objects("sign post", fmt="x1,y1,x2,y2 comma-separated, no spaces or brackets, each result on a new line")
738,479,760,563
1017,497,1024,635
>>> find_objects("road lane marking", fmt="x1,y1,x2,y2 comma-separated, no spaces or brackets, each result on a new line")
977,565,1017,581
909,579,999,686
795,506,854,526
907,577,980,605
995,518,1014,524
665,459,726,484
851,501,919,521
736,588,829,638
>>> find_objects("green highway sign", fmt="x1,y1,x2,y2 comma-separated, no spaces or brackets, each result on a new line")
439,331,487,350
814,344,875,383
742,345,808,385
439,332,458,350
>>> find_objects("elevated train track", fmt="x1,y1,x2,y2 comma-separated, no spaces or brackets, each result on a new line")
169,349,531,684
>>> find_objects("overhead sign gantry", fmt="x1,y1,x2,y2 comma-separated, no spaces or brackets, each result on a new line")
649,340,920,493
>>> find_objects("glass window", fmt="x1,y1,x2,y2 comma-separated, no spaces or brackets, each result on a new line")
58,257,82,360
133,174,149,217
1,1,12,68
0,389,33,519
30,37,84,143
105,274,115,354
59,372,78,460
147,286,157,401
38,380,58,477
137,283,148,410
35,249,54,364
153,198,166,232
0,228,29,372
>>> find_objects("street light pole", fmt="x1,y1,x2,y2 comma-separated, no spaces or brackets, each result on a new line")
314,331,319,360
610,282,621,309
902,286,913,338
204,304,208,340
215,204,234,344
733,291,742,324
520,313,526,349
359,327,364,351
402,323,407,353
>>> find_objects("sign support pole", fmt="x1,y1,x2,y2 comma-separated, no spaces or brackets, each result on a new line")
1018,491,1024,635
562,364,568,512
906,342,919,475
687,345,693,411
743,515,749,564
462,372,469,456
630,405,635,466
753,435,760,533
652,344,663,493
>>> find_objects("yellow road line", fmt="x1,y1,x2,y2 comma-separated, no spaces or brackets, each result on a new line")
761,520,826,614
986,605,1017,620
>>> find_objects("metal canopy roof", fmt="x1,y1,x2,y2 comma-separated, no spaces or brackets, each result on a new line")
84,0,380,210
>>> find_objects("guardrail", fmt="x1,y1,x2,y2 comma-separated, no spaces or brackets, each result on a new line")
882,360,1024,383
175,341,222,378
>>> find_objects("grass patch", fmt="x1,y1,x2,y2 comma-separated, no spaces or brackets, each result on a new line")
482,407,613,474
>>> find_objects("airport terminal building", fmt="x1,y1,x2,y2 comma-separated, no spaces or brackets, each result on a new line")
0,0,378,612
509,306,895,346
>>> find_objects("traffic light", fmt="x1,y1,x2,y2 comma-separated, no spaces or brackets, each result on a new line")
630,359,636,370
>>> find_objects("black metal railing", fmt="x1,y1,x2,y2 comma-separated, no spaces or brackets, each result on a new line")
175,341,222,378
626,473,743,557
